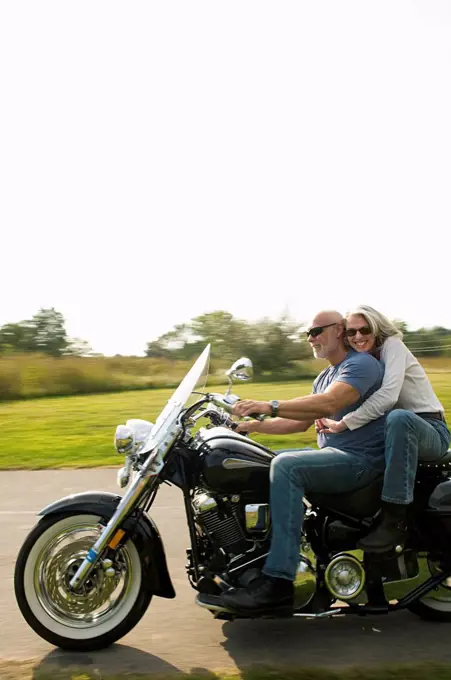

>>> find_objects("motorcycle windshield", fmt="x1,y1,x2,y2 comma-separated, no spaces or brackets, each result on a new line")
142,344,210,450
166,343,210,410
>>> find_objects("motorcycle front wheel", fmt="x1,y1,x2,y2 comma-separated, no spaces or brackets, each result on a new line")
14,512,154,651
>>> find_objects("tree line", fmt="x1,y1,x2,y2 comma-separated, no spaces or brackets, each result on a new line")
0,308,94,357
144,311,451,377
1,308,451,373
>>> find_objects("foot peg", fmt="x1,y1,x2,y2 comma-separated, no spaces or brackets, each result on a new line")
195,593,237,619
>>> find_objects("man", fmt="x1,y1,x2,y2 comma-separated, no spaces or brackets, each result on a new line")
222,309,386,614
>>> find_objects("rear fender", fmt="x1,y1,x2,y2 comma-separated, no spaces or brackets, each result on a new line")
39,491,175,599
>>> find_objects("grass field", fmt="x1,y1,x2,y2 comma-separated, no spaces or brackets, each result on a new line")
4,661,451,680
1,374,450,470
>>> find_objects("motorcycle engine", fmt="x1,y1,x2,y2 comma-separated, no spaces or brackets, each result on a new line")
192,492,249,556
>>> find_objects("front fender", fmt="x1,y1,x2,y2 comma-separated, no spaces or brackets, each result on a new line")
39,491,175,599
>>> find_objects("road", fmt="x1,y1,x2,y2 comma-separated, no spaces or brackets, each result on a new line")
1,469,451,677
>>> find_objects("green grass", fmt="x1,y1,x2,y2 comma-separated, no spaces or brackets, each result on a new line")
3,662,451,680
1,374,450,470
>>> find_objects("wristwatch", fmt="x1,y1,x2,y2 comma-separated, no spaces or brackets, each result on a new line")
270,400,279,418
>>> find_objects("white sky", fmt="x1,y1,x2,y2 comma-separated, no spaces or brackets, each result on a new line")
1,1,450,356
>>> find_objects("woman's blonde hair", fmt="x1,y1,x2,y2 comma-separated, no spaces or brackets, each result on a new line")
346,304,403,349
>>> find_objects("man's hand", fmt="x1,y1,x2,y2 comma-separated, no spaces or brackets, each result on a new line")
232,400,271,418
317,418,348,434
234,420,258,435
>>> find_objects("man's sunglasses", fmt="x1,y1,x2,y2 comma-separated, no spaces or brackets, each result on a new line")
345,326,373,337
306,322,337,338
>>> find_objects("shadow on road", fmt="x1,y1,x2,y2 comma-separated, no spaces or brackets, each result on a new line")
32,647,223,679
219,610,451,670
32,645,182,677
30,610,451,678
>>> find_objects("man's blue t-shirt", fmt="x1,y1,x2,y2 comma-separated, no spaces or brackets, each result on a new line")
313,350,386,467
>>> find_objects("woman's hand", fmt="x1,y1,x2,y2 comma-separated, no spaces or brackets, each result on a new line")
317,418,348,434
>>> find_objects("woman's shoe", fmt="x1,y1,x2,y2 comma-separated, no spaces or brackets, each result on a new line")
357,502,409,553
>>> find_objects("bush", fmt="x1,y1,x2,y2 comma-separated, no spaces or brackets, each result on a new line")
1,353,449,402
0,354,190,401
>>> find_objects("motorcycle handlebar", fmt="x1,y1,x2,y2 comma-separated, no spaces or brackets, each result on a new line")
216,413,250,437
247,412,266,422
208,394,266,422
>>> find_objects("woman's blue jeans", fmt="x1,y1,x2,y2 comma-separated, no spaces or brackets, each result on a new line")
262,447,384,581
381,410,450,505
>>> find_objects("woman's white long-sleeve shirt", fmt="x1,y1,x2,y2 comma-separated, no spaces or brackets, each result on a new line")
342,336,444,431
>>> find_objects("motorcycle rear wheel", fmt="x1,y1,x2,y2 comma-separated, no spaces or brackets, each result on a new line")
408,555,451,622
14,512,154,650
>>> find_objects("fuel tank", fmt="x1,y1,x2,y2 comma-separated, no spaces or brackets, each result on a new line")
195,426,275,497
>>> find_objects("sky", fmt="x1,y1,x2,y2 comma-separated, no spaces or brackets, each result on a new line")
1,1,450,356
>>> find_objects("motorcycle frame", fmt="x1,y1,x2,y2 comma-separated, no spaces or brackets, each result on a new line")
167,439,451,614
59,395,451,615
299,499,451,617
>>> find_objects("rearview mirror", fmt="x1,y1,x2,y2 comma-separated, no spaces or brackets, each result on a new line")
226,357,253,382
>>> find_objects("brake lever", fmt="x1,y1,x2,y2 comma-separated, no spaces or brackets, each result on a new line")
229,420,249,437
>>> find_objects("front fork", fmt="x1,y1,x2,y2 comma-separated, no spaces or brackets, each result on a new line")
69,471,157,590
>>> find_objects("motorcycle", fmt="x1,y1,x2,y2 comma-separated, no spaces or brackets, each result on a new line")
14,345,451,651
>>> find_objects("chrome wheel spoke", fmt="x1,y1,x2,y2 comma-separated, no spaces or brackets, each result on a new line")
34,521,133,629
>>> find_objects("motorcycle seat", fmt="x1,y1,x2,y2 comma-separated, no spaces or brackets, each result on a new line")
308,451,451,519
418,449,451,468
307,476,384,519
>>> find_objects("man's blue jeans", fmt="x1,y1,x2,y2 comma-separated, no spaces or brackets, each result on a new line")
262,447,384,581
381,410,450,505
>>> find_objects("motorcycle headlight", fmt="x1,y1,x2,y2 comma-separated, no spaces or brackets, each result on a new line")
114,425,135,454
114,420,154,456
125,419,154,451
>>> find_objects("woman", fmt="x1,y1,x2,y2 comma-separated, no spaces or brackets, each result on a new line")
318,304,450,553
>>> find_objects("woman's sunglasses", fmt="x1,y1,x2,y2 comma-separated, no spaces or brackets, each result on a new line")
306,322,337,338
345,326,373,337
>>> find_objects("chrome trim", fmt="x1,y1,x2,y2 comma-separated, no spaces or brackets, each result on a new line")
34,520,134,628
245,504,270,533
228,551,269,574
222,458,268,470
293,608,344,618
224,356,253,397
114,425,135,455
226,357,253,381
293,553,317,609
117,456,133,488
195,594,234,615
195,596,344,620
324,553,365,601
192,493,217,514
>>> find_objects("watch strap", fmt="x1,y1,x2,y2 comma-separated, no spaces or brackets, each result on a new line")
270,400,279,418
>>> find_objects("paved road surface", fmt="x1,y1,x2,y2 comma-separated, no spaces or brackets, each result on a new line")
1,469,451,676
